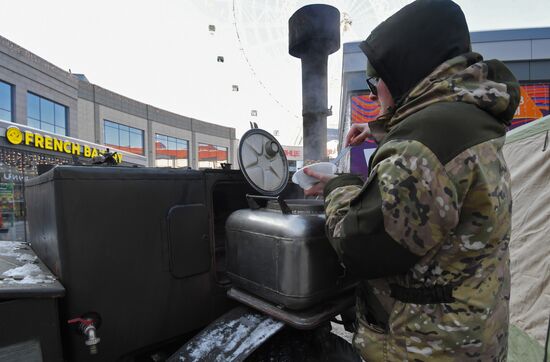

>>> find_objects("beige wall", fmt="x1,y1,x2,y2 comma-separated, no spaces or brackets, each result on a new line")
77,99,95,143
0,35,79,137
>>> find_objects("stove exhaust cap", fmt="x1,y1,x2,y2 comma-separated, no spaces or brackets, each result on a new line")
289,4,340,164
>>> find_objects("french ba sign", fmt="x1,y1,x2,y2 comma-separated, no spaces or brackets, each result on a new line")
5,126,122,163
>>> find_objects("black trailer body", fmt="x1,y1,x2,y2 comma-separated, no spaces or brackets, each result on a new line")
24,166,282,361
0,241,65,361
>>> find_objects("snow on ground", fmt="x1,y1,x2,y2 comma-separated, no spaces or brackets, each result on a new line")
0,240,24,258
3,263,41,277
16,253,38,263
0,240,56,285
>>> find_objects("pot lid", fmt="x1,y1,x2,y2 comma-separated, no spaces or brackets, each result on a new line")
238,128,289,196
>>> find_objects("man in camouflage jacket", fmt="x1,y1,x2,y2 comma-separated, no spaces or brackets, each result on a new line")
305,1,520,361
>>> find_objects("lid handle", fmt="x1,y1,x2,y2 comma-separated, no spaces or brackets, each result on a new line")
246,194,292,214
264,141,280,158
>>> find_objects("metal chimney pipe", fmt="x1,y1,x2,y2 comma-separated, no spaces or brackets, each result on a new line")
289,4,340,164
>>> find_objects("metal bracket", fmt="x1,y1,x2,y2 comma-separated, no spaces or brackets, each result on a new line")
227,288,356,330
246,194,292,214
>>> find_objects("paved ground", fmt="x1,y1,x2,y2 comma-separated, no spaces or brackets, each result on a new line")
0,220,26,242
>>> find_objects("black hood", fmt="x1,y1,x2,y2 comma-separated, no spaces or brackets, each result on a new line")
359,0,471,104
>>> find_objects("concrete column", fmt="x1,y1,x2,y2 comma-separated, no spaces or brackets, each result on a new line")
146,105,153,167
93,86,100,144
191,121,197,169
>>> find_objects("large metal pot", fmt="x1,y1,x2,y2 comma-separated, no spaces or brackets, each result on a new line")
229,128,354,310
226,196,352,310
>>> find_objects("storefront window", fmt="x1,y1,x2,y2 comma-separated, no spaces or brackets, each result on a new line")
198,143,228,169
0,147,71,241
27,93,67,135
0,80,13,122
104,120,144,155
155,134,189,168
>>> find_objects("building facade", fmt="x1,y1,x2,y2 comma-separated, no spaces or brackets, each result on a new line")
0,34,237,241
0,34,237,169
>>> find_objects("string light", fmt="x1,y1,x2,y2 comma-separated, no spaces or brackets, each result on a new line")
231,0,300,122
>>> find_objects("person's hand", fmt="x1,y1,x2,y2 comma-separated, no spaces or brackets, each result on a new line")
303,168,336,197
345,123,372,146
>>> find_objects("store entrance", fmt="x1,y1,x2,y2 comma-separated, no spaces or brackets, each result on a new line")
0,147,71,241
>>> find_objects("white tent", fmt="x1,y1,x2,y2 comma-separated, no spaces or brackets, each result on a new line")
502,116,550,360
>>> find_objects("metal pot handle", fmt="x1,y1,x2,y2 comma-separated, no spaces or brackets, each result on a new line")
246,194,292,214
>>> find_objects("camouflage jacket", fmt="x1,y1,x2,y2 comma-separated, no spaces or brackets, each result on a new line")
324,53,519,361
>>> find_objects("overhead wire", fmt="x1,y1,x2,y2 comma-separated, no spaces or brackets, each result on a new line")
231,0,303,144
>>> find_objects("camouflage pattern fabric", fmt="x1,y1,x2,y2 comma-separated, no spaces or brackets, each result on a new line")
324,53,516,361
355,138,510,361
389,52,515,129
325,184,362,257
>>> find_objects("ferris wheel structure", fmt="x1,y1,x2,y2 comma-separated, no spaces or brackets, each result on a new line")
194,0,411,146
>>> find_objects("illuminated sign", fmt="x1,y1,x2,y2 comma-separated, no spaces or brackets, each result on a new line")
515,87,543,119
283,146,303,160
5,126,122,163
512,83,549,129
285,149,301,157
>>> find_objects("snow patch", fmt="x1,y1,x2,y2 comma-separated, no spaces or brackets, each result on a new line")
186,320,238,360
1,258,55,285
16,274,55,284
3,263,41,278
0,241,25,258
225,318,283,360
178,311,283,361
16,254,37,263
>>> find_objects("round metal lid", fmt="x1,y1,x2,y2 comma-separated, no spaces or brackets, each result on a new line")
238,128,289,196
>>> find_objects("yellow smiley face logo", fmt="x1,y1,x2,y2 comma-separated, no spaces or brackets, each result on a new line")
6,127,23,145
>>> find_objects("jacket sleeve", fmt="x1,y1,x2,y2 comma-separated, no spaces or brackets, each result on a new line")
324,139,459,279
323,174,364,257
